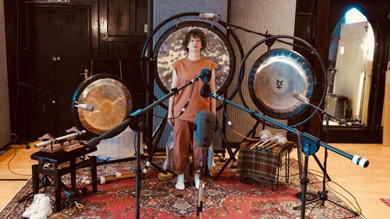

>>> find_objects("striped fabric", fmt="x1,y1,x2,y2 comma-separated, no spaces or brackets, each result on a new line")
237,141,295,183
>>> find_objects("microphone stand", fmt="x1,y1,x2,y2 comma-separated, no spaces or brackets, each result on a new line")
203,88,368,219
197,148,207,219
83,74,204,219
292,100,359,215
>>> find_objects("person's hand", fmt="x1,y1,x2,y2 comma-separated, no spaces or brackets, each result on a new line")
168,112,174,126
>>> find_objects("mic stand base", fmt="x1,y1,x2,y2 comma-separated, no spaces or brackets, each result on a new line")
294,191,318,201
299,190,359,216
293,148,359,217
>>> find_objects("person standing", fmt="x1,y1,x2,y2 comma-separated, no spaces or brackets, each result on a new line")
168,29,217,190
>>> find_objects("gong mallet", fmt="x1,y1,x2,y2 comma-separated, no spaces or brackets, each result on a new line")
251,131,282,150
265,137,288,151
258,134,283,151
34,130,86,148
98,172,136,184
250,129,271,149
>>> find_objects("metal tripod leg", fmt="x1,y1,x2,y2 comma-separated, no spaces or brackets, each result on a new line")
301,148,359,216
294,147,359,217
196,148,207,218
141,116,169,179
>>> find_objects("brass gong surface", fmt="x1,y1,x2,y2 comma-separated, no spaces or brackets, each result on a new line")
72,74,133,137
154,21,235,95
248,49,315,119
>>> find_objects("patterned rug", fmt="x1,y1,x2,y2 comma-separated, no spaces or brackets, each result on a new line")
0,157,363,219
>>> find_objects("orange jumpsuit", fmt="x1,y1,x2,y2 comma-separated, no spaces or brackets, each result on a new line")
171,57,216,175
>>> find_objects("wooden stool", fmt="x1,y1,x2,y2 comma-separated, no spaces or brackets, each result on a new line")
31,147,97,212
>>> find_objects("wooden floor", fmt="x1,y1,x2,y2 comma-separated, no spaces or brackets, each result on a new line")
1,143,389,219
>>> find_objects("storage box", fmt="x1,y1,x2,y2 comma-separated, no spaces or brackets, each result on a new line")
91,127,136,160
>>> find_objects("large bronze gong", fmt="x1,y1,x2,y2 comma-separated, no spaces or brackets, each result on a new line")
154,21,235,95
71,73,133,138
248,49,315,119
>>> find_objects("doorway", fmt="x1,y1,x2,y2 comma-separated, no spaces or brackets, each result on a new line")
25,3,92,138
326,8,375,127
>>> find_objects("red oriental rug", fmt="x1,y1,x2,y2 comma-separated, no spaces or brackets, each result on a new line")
0,158,363,219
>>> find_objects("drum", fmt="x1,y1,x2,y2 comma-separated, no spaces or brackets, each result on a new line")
71,73,134,138
248,49,315,119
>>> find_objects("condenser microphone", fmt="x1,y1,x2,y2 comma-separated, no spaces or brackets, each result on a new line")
75,103,94,111
194,110,216,148
189,69,211,84
292,92,310,104
199,13,220,20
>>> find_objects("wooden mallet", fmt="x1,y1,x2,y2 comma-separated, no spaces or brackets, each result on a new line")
265,137,288,151
258,134,283,151
250,130,271,149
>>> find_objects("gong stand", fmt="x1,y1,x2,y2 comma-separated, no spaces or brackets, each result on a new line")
203,90,369,219
141,114,169,179
217,20,311,52
140,12,246,175
84,73,205,219
213,118,262,180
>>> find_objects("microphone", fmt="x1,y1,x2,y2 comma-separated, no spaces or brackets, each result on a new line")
199,68,212,83
292,92,310,104
189,68,211,84
200,84,211,98
194,110,216,148
199,13,220,20
75,103,94,111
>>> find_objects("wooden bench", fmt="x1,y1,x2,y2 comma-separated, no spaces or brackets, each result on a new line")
31,147,97,212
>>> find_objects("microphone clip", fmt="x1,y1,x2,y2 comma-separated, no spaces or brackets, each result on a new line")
199,13,221,21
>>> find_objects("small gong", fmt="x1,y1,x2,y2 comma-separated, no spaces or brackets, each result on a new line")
71,73,133,138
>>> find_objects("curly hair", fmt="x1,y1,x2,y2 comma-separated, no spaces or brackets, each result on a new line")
182,28,207,52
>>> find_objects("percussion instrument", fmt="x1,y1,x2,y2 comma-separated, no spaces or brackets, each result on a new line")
154,21,235,95
248,49,315,119
72,74,134,138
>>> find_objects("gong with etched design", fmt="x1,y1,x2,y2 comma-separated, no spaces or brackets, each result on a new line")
71,73,133,138
248,49,315,119
154,20,235,95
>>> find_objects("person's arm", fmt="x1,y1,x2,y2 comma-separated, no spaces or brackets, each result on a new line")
209,69,217,116
168,69,178,126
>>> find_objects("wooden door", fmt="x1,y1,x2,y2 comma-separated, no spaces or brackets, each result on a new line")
26,3,92,138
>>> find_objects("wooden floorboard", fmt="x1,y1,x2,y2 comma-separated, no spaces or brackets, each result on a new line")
291,143,390,219
1,143,389,219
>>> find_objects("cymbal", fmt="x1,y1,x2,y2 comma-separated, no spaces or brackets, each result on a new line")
248,49,315,119
72,73,133,138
